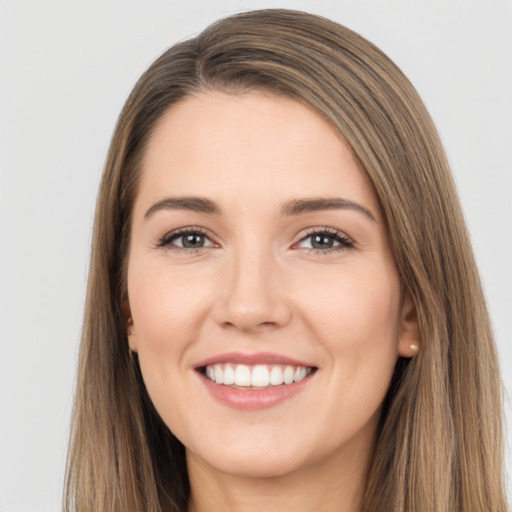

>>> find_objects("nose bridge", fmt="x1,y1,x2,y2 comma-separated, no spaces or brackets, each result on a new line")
215,234,290,331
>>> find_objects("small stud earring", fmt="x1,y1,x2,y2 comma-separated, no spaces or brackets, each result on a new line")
409,343,419,355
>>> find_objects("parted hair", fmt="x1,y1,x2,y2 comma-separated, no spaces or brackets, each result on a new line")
64,9,507,512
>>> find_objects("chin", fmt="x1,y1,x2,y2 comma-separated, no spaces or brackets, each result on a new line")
183,424,307,477
196,448,307,479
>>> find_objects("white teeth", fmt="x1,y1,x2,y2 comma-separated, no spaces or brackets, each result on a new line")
251,365,270,387
204,363,312,388
294,367,307,382
214,365,224,384
270,365,284,385
234,364,252,386
223,364,235,385
206,366,215,381
283,366,294,384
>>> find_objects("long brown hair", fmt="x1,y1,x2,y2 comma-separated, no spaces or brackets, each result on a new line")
64,9,507,511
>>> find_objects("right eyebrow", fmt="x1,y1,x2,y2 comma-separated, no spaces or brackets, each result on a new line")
144,196,222,219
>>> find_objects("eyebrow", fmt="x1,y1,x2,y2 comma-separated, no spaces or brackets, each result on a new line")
144,196,376,222
144,197,221,218
281,197,376,221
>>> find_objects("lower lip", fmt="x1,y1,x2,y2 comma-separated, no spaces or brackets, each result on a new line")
199,373,313,411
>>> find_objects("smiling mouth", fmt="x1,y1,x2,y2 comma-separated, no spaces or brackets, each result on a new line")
200,363,316,390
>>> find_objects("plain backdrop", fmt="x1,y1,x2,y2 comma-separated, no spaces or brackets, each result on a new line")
1,1,511,510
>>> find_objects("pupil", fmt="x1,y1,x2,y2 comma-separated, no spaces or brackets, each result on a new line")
183,234,204,248
312,234,333,249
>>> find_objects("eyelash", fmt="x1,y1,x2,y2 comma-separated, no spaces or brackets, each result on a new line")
157,226,354,254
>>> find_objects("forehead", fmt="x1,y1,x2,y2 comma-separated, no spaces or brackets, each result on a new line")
135,91,380,219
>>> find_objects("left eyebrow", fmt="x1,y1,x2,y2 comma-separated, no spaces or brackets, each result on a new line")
281,197,377,222
144,196,222,219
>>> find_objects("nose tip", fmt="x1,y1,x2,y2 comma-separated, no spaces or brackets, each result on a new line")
219,305,287,333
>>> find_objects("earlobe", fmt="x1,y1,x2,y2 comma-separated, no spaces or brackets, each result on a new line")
400,342,420,358
397,291,421,358
123,300,138,353
127,319,138,353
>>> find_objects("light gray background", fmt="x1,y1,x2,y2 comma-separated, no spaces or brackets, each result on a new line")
1,1,511,510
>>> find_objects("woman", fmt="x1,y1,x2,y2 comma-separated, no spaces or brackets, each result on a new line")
64,9,508,512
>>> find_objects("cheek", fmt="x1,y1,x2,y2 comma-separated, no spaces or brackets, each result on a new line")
293,262,402,417
296,263,401,349
294,266,401,436
127,262,214,431
127,260,215,404
129,261,211,346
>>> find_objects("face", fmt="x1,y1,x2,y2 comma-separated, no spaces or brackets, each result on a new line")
126,91,418,480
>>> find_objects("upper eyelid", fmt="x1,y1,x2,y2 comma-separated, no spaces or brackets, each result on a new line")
162,226,212,240
299,226,351,239
297,227,354,244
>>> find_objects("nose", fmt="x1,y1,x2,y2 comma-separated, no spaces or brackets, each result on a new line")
212,241,292,333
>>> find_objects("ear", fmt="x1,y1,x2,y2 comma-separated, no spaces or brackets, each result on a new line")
123,299,138,353
397,290,421,358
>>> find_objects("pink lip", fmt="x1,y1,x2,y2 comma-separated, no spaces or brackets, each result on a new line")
193,352,317,411
199,373,314,411
194,351,314,369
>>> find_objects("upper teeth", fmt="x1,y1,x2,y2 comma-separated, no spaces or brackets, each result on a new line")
205,364,311,388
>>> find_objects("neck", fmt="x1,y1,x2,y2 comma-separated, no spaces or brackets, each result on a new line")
187,442,371,512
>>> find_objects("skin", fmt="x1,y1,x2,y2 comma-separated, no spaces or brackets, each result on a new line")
126,91,420,512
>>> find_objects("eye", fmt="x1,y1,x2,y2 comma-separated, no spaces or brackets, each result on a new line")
158,228,215,251
296,228,354,253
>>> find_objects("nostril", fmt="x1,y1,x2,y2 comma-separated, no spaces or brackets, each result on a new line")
221,319,280,331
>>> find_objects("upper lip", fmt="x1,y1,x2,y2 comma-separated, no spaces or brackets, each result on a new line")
194,351,316,369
